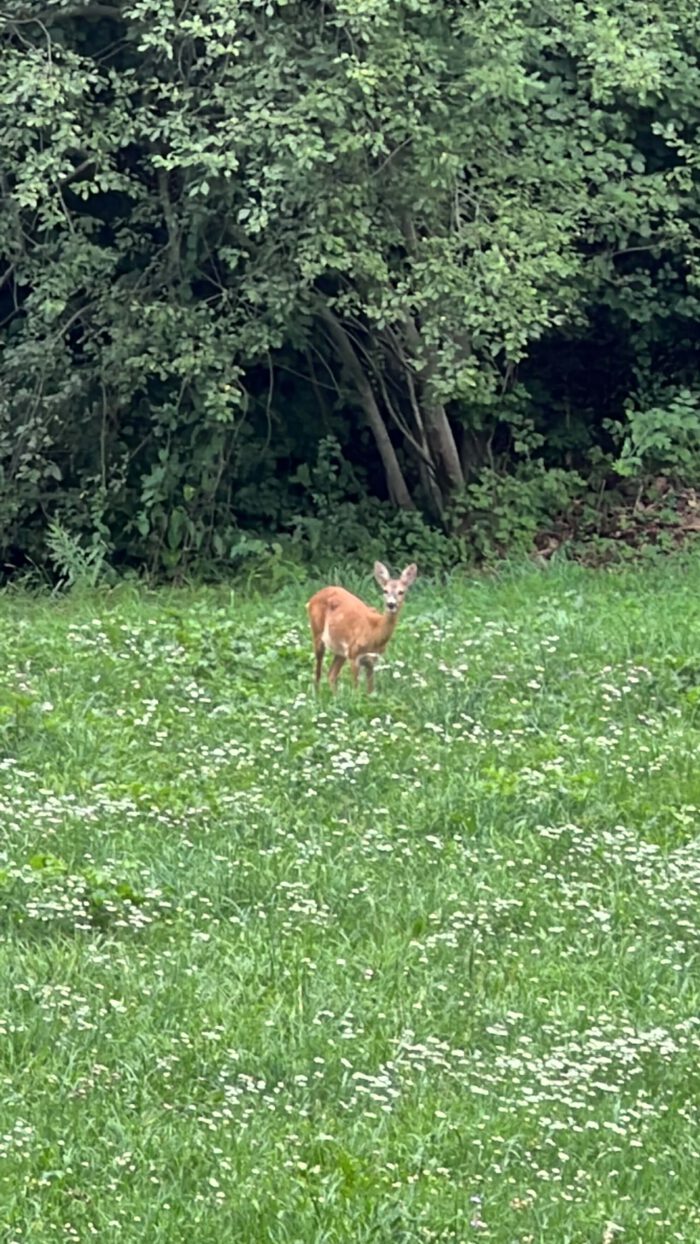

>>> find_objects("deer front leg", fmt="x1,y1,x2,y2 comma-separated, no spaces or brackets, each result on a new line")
359,653,376,693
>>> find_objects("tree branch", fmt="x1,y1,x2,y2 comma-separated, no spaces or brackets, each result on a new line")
318,303,415,509
4,4,124,23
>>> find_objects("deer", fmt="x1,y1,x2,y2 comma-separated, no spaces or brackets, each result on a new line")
306,561,418,693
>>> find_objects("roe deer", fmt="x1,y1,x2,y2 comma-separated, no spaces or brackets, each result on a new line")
307,562,418,692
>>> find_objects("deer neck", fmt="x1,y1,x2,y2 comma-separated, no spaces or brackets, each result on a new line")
372,606,401,647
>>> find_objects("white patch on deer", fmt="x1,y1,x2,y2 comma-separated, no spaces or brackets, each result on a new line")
321,622,348,656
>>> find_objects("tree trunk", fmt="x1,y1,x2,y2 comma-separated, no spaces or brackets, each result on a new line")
319,305,415,510
424,400,465,493
403,315,465,497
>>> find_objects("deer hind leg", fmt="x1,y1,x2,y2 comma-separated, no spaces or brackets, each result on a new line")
313,640,325,691
350,659,360,688
328,655,346,691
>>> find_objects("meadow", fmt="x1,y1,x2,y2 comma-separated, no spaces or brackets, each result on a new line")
1,555,699,1243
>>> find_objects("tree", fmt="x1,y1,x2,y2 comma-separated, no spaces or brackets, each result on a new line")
1,0,699,571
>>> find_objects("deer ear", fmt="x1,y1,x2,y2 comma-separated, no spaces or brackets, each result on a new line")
374,561,390,586
400,563,417,587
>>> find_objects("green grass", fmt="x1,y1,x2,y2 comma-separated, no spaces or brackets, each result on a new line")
1,555,700,1243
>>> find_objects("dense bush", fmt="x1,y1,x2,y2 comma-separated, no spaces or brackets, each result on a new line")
1,0,700,575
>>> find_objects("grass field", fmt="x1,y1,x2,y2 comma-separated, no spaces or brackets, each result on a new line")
1,555,699,1243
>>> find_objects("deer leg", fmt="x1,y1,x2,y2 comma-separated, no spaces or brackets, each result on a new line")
350,659,360,688
328,655,346,691
313,641,325,691
360,655,375,693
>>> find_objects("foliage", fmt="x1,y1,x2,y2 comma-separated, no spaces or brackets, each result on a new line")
610,387,700,479
289,436,464,571
453,464,588,562
46,520,112,589
1,561,700,1238
1,0,700,574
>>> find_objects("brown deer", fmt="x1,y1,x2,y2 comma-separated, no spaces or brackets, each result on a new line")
307,562,418,692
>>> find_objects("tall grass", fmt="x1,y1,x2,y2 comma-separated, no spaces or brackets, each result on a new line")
0,556,699,1242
